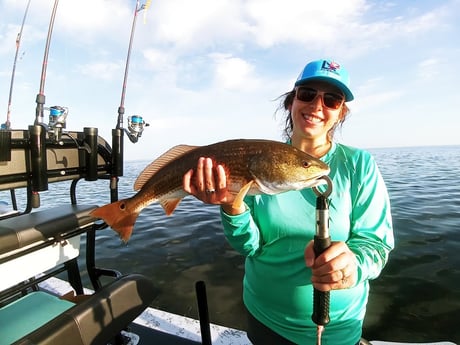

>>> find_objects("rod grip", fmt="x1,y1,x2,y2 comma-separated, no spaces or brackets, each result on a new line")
314,236,331,255
312,236,331,326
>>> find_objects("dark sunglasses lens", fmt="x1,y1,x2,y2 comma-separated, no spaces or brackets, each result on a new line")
323,93,344,109
296,88,317,102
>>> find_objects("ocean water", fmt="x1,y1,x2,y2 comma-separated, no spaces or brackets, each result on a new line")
1,145,459,343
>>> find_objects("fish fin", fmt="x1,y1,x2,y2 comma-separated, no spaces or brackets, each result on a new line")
90,200,140,243
232,181,254,209
134,145,199,191
160,197,183,215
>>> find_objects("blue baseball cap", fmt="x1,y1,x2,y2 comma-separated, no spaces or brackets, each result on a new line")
294,59,354,101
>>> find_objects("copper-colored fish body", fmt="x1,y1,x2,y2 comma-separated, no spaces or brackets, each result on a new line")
90,139,329,242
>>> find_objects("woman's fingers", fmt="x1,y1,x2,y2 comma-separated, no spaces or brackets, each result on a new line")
183,168,195,194
306,241,358,291
183,157,234,205
204,158,216,193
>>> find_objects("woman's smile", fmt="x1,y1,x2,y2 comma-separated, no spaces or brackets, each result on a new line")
302,112,324,124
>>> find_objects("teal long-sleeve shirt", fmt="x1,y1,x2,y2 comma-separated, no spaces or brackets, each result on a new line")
220,142,394,345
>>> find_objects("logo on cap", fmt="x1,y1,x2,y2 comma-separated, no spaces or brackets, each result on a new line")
321,60,340,74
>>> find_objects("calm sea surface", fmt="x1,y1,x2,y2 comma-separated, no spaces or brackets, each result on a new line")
2,145,459,343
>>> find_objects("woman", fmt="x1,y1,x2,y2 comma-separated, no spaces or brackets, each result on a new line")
183,59,394,344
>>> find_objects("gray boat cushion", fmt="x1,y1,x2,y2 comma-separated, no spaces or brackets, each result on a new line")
0,204,97,256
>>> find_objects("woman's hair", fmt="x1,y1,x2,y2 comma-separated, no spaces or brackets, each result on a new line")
277,89,351,141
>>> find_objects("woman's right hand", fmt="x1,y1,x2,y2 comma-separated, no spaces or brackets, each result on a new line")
183,157,244,214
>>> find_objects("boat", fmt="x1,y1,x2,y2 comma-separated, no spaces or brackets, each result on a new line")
0,2,456,345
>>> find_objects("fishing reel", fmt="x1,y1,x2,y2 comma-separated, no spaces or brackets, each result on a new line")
48,105,68,143
125,115,149,143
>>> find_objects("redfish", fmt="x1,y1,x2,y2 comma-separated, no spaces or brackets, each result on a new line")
90,139,329,242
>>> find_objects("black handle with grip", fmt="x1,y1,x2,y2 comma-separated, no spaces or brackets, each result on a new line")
311,192,332,326
195,280,212,345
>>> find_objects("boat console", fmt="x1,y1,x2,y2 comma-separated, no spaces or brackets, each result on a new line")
0,126,156,345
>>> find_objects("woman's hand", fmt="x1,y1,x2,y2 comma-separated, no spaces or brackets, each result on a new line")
183,157,243,214
304,241,358,291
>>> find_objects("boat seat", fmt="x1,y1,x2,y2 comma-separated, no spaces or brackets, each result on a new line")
0,204,97,257
0,204,100,292
9,273,156,345
0,291,74,345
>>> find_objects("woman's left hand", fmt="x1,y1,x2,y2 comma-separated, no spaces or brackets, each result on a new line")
304,241,358,291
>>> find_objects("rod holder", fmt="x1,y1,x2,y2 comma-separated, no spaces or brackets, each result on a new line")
84,127,98,181
0,131,12,162
29,124,48,192
111,128,124,177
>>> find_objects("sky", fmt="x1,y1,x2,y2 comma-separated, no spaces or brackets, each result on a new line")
0,0,459,161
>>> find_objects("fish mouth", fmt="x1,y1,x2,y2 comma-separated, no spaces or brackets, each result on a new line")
310,176,329,188
308,168,331,188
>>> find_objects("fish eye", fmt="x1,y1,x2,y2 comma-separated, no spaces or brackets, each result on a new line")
302,161,310,168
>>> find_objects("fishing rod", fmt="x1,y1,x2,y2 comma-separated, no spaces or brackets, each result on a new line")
35,0,59,126
115,0,151,136
2,0,32,130
111,0,151,202
26,0,60,210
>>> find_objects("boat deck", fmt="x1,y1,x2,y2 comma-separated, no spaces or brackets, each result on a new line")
40,277,252,345
129,323,200,345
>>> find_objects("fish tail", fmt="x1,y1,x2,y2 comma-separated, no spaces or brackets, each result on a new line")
90,199,140,243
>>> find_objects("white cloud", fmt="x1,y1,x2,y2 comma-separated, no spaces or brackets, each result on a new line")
43,0,130,43
143,48,175,71
244,0,366,47
150,0,244,49
416,58,440,80
211,54,258,90
77,61,122,80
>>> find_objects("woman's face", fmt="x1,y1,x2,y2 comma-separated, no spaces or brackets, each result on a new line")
289,80,344,142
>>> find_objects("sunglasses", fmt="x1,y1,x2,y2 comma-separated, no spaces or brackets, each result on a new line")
295,87,344,110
